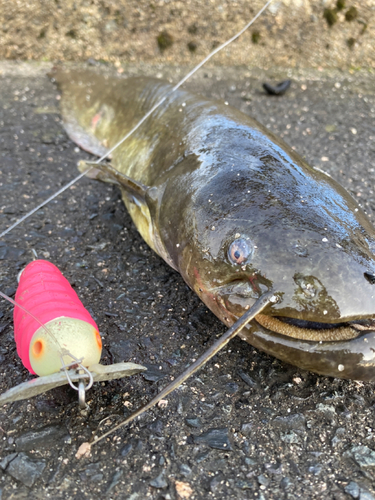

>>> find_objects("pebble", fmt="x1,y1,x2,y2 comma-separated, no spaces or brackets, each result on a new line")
257,474,270,487
179,464,192,477
236,479,253,490
225,382,239,394
332,427,346,447
79,463,103,483
308,464,322,475
245,457,257,466
345,481,360,498
149,471,168,489
195,451,210,463
193,428,232,451
240,423,253,436
15,425,69,451
344,446,375,468
148,419,164,437
210,471,225,492
316,403,336,421
5,452,46,487
106,470,123,494
142,364,167,382
280,431,301,444
273,413,306,432
185,417,202,429
237,370,259,389
281,477,294,490
264,461,283,475
120,442,133,457
360,490,375,500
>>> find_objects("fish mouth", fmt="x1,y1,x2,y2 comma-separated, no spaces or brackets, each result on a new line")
254,314,375,342
215,283,375,342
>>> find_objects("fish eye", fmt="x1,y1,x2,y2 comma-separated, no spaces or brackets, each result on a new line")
228,238,252,265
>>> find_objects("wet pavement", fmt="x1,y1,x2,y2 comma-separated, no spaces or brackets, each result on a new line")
0,62,375,499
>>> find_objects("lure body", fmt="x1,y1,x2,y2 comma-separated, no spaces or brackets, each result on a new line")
53,70,375,381
14,260,102,376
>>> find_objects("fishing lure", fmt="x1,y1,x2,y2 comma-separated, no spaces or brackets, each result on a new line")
0,260,145,407
14,259,102,376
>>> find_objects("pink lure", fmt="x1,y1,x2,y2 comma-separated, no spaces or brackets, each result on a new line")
14,260,102,376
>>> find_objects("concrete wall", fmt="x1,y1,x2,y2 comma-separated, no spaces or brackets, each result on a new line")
0,1,374,68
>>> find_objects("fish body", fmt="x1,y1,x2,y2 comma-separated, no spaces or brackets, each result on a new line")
53,70,375,381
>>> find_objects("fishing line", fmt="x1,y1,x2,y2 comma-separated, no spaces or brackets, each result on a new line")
0,0,273,239
90,293,276,446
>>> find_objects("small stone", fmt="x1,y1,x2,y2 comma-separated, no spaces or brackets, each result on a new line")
142,364,167,382
175,480,193,499
240,423,253,437
195,451,210,463
281,477,293,490
75,442,91,460
280,431,301,444
308,464,322,475
332,435,342,447
344,446,375,468
149,471,168,489
237,370,259,389
106,470,123,494
185,417,201,429
210,472,225,492
265,462,283,475
316,403,336,420
79,463,103,483
360,490,375,500
16,425,69,451
148,419,164,437
257,474,270,487
120,442,133,457
345,482,360,498
226,382,239,394
193,428,232,451
236,480,253,490
332,427,345,447
6,452,46,487
245,457,257,466
273,413,306,432
179,463,192,477
0,453,17,470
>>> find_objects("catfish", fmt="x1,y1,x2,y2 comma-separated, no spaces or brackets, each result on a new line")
52,69,375,381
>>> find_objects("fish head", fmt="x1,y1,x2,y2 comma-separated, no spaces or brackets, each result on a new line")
179,145,375,347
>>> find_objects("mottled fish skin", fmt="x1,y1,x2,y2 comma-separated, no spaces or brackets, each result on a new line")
53,69,375,381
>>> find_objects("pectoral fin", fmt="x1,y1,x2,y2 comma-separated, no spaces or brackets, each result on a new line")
80,161,174,267
78,161,148,196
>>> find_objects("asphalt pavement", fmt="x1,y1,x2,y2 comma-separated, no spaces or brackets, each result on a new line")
0,62,375,499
